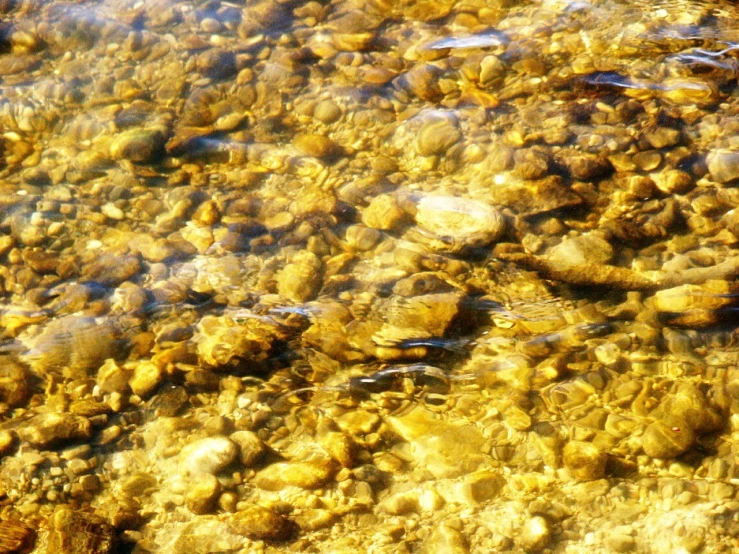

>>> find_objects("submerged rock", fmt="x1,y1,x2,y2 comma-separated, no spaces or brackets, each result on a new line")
409,195,505,254
18,413,92,449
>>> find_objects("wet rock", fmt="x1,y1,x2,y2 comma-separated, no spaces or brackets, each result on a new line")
185,474,221,515
411,195,505,253
21,315,125,378
319,431,354,468
129,362,164,398
81,253,141,288
293,509,337,531
488,175,583,216
379,491,420,515
383,292,461,337
514,148,550,180
196,49,236,80
362,194,407,231
563,441,607,480
229,430,265,467
425,525,469,554
48,506,115,554
400,63,443,101
415,115,461,157
345,225,382,251
642,417,695,459
179,437,238,475
556,151,612,181
18,413,92,449
0,520,34,553
654,169,693,194
110,128,165,163
0,430,16,456
0,357,29,407
228,506,293,541
386,405,486,478
313,100,342,123
463,470,505,503
293,134,341,160
546,233,613,269
652,280,737,327
254,460,334,490
277,250,322,302
606,532,636,552
517,516,551,552
707,150,739,184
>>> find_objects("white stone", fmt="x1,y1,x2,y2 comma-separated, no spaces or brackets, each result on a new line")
179,437,238,475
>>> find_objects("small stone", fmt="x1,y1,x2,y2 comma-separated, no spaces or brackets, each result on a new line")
18,413,92,449
179,437,239,475
556,151,612,181
654,169,694,194
185,474,221,515
79,474,100,492
129,362,163,398
228,506,293,541
379,491,419,515
513,148,550,180
463,470,504,503
402,63,443,101
415,115,461,157
605,533,636,552
362,194,407,231
101,203,125,220
319,431,354,468
229,430,265,467
0,430,16,456
293,134,340,160
424,525,469,554
563,441,607,480
110,128,165,163
645,127,681,149
345,225,382,251
254,460,334,491
707,149,739,183
196,48,236,79
517,516,551,552
293,509,337,531
633,150,662,171
314,100,342,123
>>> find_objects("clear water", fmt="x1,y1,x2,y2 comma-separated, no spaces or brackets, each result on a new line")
1,0,739,552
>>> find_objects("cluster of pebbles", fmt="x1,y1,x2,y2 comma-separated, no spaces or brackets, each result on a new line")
2,0,739,552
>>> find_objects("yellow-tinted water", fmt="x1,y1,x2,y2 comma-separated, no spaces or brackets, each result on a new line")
0,0,739,552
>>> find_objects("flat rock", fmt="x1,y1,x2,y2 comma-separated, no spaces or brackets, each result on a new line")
228,506,293,541
386,405,487,478
546,233,613,269
488,176,583,217
254,460,334,490
18,413,92,449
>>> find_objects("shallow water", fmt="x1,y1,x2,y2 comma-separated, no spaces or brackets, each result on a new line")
1,0,739,552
